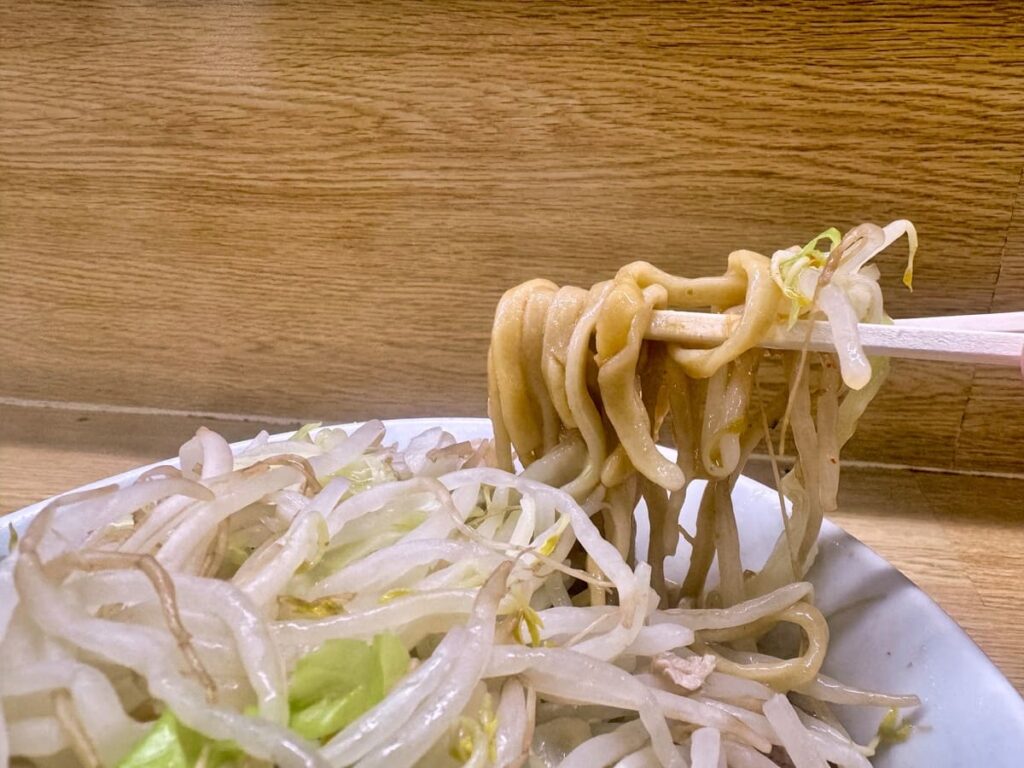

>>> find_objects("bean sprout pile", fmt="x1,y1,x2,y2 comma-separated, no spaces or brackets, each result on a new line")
1,222,920,767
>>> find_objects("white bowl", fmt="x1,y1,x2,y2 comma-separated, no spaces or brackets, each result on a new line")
3,417,1023,766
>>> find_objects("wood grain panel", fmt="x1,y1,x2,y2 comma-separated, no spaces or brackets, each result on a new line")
957,173,1024,473
1,1,1022,469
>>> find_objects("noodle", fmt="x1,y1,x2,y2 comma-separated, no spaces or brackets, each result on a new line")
488,223,915,608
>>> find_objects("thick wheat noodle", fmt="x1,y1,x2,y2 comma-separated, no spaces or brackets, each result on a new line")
523,286,561,455
666,360,701,483
596,281,683,491
599,442,634,489
601,479,638,565
562,282,614,499
541,286,589,429
680,484,718,600
699,365,731,477
667,251,778,379
615,261,748,309
487,344,515,472
491,282,532,463
642,477,674,602
695,602,829,690
491,280,559,467
701,351,759,480
712,481,744,608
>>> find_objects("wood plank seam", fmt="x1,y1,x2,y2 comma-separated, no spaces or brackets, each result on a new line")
0,395,308,428
4,397,1023,482
953,161,1024,471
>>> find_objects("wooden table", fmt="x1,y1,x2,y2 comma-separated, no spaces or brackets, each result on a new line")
2,401,1022,695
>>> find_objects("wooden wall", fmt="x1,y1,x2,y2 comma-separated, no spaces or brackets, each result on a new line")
2,0,1022,473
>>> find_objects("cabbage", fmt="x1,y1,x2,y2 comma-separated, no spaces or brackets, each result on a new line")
116,711,242,768
289,422,323,444
288,633,410,742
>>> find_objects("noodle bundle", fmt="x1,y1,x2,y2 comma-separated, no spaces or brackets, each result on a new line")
489,222,916,611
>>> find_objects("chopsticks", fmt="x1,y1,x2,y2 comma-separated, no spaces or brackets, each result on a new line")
893,311,1024,333
645,311,1024,368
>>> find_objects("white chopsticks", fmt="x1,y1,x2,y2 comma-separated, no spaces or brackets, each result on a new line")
894,311,1024,333
645,311,1024,368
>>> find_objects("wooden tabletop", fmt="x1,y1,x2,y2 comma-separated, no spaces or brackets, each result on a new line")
2,401,1022,695
2,0,1023,475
